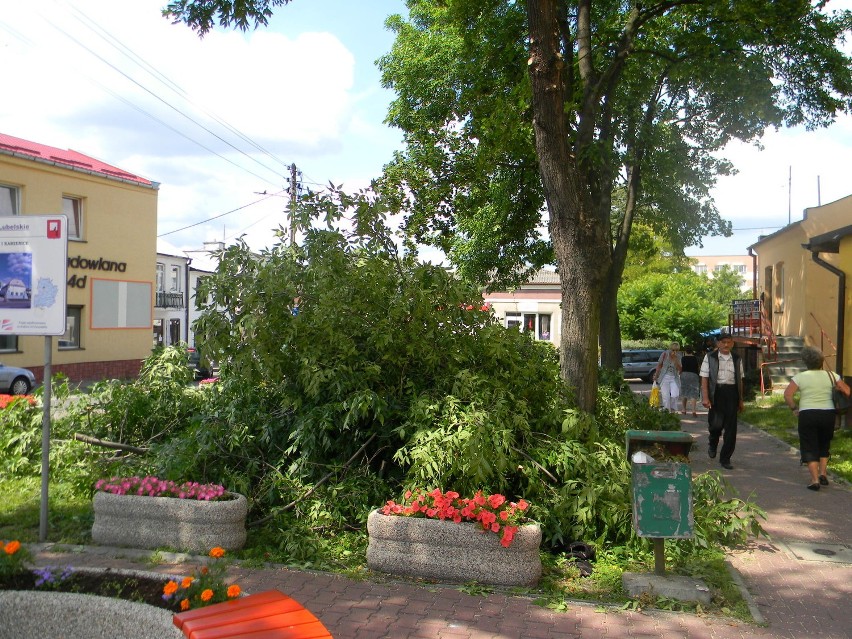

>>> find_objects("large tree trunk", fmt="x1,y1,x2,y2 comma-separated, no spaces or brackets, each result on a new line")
552,226,608,410
527,0,610,411
599,277,622,370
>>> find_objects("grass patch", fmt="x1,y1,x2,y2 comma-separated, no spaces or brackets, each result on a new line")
0,476,93,544
741,395,852,483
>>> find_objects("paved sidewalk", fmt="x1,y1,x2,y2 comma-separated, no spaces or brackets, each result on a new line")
26,409,852,639
678,411,852,639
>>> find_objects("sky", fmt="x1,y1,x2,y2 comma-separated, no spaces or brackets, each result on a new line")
1,0,852,261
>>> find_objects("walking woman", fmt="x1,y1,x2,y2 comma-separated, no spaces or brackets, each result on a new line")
784,346,851,491
654,342,682,412
679,348,701,416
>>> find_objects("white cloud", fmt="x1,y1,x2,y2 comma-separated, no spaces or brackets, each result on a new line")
0,0,381,252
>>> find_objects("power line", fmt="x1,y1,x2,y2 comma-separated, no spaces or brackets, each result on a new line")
41,12,287,186
158,190,286,237
65,3,294,175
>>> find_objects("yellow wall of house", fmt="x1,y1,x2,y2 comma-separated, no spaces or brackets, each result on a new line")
754,195,851,372
1,154,157,372
840,236,852,375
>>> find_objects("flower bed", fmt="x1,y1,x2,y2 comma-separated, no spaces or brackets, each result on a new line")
91,489,247,553
367,489,542,586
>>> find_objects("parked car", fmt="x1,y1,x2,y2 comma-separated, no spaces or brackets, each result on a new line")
621,349,664,382
0,363,37,395
186,347,217,380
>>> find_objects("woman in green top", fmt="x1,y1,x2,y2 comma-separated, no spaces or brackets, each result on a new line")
784,346,851,491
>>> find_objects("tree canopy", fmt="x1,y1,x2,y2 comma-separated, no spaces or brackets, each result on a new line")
165,0,852,411
380,0,852,408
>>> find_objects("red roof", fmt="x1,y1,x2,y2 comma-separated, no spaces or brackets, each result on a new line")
0,132,154,187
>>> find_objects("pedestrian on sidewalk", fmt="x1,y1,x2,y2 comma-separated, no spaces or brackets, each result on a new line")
700,332,743,470
679,347,701,416
783,345,851,491
654,342,682,412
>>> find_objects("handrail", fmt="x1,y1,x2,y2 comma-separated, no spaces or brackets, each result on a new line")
759,358,800,396
809,312,838,358
761,306,777,359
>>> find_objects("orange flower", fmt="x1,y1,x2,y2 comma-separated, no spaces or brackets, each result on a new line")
201,589,214,602
227,584,241,598
163,581,179,596
4,540,21,555
209,547,225,559
181,576,195,589
180,598,190,611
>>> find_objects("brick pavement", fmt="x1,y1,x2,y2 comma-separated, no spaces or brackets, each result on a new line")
25,406,852,639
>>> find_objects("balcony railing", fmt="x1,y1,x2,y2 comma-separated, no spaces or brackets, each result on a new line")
156,291,185,309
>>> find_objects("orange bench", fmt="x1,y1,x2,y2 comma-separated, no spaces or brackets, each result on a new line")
173,589,333,639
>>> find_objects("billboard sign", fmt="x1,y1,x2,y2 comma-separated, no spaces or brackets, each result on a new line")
0,215,68,335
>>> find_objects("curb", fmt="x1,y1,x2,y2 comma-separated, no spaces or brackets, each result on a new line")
723,559,765,625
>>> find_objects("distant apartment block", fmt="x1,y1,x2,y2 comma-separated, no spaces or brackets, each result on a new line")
687,255,754,292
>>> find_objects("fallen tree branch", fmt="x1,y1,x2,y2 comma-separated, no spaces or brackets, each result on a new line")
73,433,149,455
248,433,378,528
510,445,559,484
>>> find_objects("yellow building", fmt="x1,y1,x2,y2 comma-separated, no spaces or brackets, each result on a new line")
751,195,852,376
0,132,158,383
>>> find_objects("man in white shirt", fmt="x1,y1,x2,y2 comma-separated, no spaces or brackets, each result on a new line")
700,333,744,470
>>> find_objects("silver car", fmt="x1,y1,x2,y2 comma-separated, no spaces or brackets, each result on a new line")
621,349,664,382
0,363,36,394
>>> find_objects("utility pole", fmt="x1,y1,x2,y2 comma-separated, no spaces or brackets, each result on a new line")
289,163,298,246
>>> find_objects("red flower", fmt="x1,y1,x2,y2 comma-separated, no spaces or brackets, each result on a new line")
487,494,506,509
380,489,531,547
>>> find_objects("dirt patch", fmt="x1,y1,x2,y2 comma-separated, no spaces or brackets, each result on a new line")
0,568,176,611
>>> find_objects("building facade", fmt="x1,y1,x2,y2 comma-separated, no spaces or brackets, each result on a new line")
0,132,158,383
155,239,219,350
751,195,852,375
483,269,561,345
687,254,755,292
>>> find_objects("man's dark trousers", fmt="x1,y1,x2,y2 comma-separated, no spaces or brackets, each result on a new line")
708,385,739,464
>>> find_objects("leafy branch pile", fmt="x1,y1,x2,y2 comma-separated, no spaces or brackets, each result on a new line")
1,194,762,568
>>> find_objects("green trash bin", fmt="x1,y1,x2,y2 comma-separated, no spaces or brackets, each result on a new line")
626,430,695,574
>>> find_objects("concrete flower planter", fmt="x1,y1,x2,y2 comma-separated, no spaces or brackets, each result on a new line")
366,509,542,586
91,491,247,553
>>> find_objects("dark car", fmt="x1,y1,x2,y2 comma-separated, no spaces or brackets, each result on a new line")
621,349,664,382
186,347,217,381
0,363,37,394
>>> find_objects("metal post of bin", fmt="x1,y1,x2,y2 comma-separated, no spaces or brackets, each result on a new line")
653,539,665,575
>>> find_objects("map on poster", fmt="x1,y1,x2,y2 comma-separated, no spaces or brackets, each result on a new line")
0,215,68,335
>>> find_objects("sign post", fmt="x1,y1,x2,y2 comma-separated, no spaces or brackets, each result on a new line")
0,215,68,541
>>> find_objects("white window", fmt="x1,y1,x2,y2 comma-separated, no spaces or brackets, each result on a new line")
713,264,728,272
62,196,83,240
1,184,19,215
170,265,180,292
153,319,164,347
59,307,82,349
169,318,181,345
538,314,551,340
733,264,747,274
505,312,552,341
156,263,165,292
694,264,707,274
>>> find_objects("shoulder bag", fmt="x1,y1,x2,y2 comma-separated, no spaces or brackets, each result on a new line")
827,371,852,415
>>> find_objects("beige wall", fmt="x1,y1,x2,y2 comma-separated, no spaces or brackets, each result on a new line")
753,195,851,372
1,153,157,377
